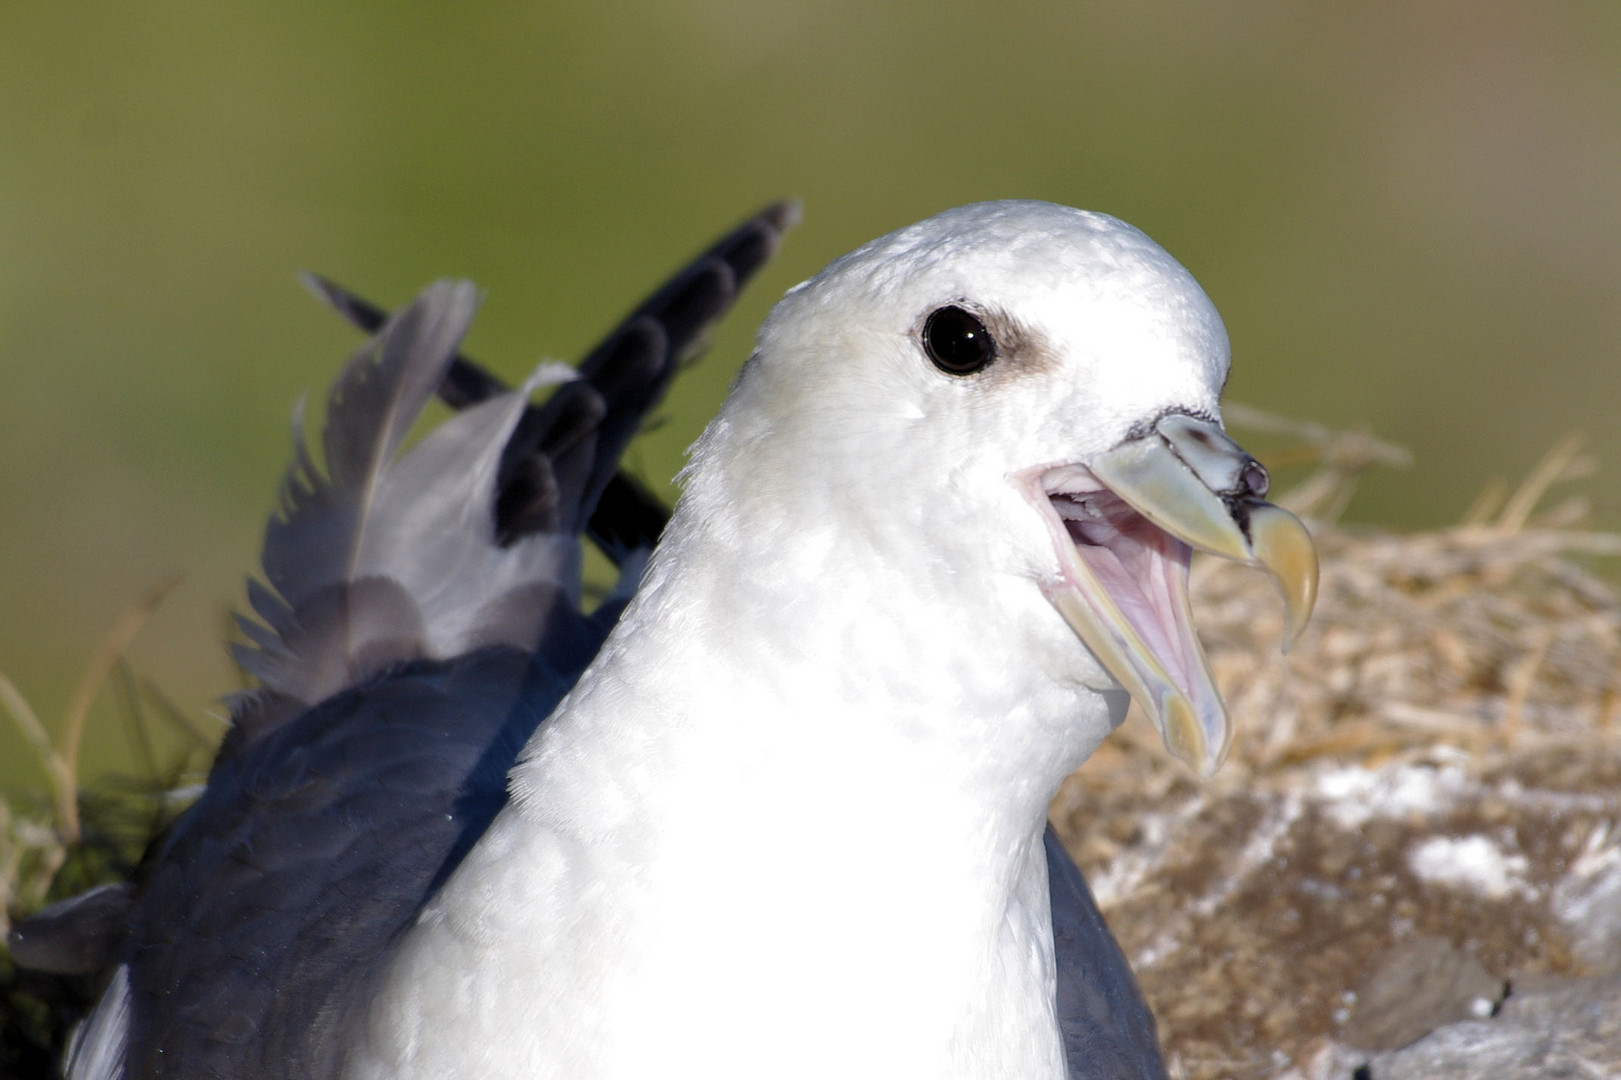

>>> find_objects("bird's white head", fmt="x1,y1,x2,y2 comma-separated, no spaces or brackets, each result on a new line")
684,201,1316,779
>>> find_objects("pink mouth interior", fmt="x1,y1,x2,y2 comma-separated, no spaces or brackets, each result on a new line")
1048,489,1199,695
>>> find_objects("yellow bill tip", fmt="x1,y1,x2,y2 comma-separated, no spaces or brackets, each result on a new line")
1161,690,1228,780
1246,501,1319,652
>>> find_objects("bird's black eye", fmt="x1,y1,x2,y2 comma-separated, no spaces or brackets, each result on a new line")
922,305,996,375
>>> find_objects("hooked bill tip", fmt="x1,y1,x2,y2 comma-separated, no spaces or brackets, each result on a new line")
1245,501,1319,652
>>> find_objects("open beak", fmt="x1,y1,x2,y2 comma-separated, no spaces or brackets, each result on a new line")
1022,414,1317,778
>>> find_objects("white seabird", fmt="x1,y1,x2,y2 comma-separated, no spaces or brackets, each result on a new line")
46,200,1315,1080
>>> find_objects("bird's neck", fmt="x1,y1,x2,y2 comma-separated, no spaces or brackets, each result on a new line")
364,503,1110,1078
525,496,1105,857
522,509,1097,1073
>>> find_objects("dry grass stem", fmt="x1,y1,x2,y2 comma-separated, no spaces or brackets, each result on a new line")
0,575,183,941
52,573,182,842
0,675,77,847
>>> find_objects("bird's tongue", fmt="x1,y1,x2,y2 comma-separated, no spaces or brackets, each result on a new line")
1058,495,1201,695
1038,489,1230,777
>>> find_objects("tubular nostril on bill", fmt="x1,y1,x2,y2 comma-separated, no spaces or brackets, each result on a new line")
1239,460,1269,499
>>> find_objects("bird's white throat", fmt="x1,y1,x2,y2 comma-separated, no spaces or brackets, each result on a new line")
352,480,1118,1079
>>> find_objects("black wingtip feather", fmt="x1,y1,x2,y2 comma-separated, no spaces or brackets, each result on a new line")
298,272,388,335
586,473,673,565
555,201,798,537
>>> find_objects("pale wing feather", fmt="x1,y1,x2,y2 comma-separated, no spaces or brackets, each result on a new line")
263,282,479,609
64,965,129,1080
358,363,582,656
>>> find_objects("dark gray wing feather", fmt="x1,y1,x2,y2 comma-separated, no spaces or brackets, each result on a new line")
1047,825,1170,1080
121,647,566,1079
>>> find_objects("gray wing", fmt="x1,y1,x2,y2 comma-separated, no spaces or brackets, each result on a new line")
52,204,796,1080
120,647,562,1079
1047,825,1170,1080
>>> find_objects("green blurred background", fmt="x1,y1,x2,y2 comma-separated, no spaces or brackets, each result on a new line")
1,2,1617,791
